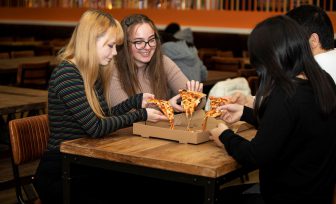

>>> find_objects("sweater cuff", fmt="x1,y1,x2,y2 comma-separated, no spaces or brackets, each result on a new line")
140,108,148,121
241,106,253,122
219,129,235,146
134,93,143,109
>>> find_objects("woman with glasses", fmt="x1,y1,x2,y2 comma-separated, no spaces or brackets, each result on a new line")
110,14,204,111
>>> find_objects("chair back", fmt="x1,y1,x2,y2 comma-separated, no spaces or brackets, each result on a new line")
210,56,243,72
9,114,49,203
216,50,234,57
9,114,49,165
17,61,50,89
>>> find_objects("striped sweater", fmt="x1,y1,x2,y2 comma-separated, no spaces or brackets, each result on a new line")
47,61,147,151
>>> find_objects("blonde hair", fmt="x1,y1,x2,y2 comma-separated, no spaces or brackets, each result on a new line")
59,9,123,118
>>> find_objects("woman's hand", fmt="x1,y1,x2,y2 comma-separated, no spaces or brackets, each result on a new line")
209,123,229,148
217,103,244,124
187,80,203,92
142,93,155,108
145,108,168,122
230,92,255,108
169,94,184,112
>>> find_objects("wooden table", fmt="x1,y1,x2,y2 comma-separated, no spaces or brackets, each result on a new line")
61,127,256,203
0,41,44,47
0,85,47,115
204,70,238,86
0,56,58,74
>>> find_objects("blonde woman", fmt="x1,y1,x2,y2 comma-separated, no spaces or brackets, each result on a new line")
34,10,166,204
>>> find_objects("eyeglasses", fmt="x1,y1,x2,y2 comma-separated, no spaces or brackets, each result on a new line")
129,38,157,50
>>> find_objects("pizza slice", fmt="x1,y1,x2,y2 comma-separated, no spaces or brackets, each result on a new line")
147,98,175,129
179,89,206,130
202,96,231,130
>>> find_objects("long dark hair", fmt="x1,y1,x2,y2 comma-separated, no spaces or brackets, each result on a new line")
116,14,169,99
248,15,336,118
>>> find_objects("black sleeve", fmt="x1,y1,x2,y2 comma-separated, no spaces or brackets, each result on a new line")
219,89,296,167
241,106,258,127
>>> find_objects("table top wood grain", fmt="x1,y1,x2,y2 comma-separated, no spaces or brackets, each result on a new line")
0,56,58,73
0,85,47,114
61,127,256,178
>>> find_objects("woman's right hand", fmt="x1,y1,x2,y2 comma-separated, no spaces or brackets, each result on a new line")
169,94,184,112
217,103,244,124
146,108,168,123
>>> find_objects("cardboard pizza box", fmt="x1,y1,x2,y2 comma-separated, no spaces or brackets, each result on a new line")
133,110,253,144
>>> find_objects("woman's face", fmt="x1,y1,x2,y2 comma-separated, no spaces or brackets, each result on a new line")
96,28,117,66
129,23,157,68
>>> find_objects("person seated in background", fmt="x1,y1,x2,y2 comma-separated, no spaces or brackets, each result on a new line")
161,28,208,82
33,9,167,204
110,14,205,111
210,15,336,204
286,4,336,83
163,22,181,36
231,4,336,108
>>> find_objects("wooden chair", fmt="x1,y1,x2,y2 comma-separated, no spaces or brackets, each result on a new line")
11,50,35,58
216,50,234,57
210,56,243,72
16,61,50,90
9,114,49,204
197,48,219,69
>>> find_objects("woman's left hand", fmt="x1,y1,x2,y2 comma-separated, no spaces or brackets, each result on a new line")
169,94,184,112
142,93,155,108
187,80,203,92
209,123,229,148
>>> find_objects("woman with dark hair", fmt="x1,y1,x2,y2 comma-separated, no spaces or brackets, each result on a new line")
109,14,204,110
210,15,336,204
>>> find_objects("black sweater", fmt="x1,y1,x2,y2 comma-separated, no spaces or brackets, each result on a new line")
220,80,336,204
47,61,147,151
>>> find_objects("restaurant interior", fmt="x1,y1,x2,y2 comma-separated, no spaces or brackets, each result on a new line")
0,0,336,203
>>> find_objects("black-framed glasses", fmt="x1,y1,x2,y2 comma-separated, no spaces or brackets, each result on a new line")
129,38,157,50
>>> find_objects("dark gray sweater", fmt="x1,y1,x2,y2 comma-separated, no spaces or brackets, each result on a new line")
47,61,147,151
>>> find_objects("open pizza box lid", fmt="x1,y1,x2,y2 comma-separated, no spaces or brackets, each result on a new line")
133,110,253,144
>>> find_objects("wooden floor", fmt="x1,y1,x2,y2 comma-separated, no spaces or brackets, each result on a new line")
0,143,259,204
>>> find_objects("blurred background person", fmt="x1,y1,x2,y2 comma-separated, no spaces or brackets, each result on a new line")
161,28,208,82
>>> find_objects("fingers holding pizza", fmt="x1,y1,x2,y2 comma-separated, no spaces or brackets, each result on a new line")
147,98,175,129
145,108,169,123
202,96,232,130
142,93,155,108
216,103,244,124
